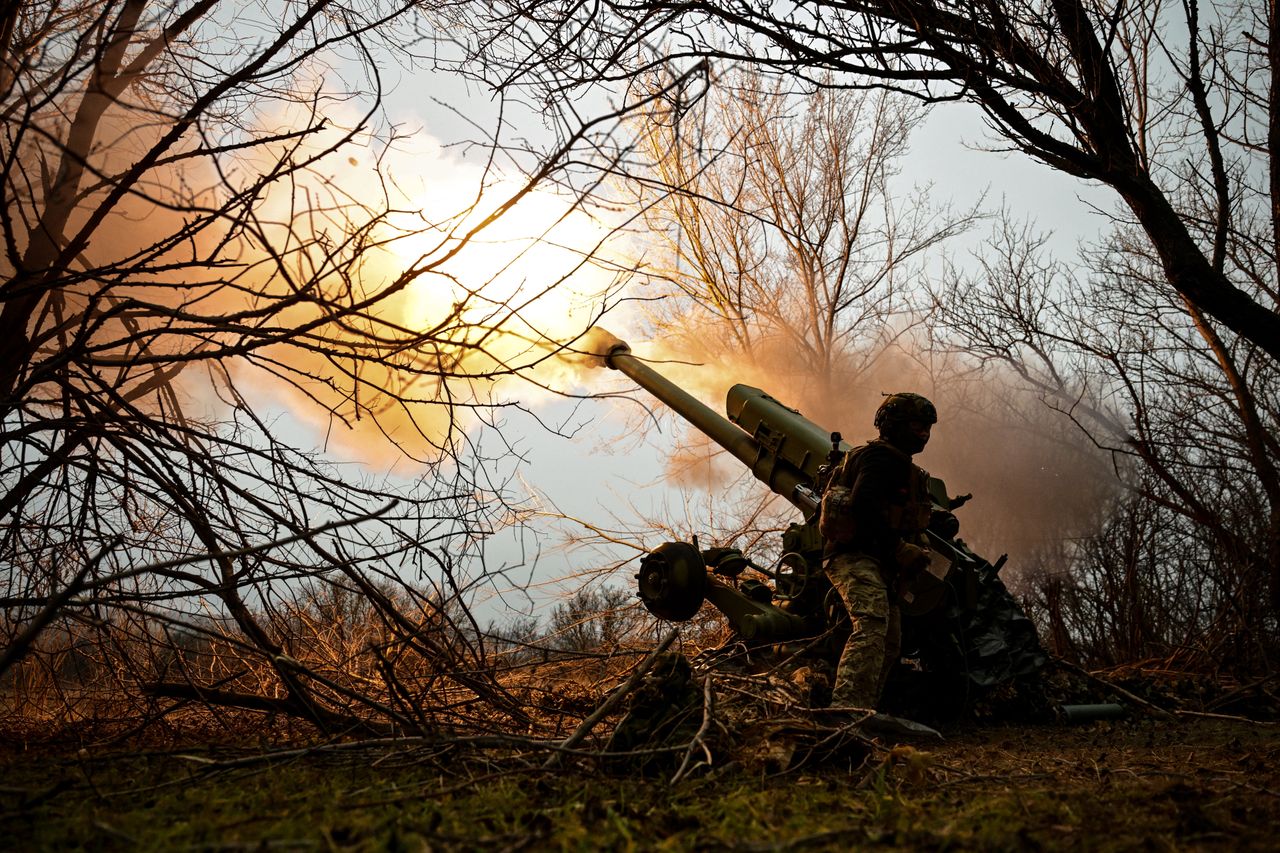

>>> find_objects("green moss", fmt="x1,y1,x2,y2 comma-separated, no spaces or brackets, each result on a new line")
2,720,1277,851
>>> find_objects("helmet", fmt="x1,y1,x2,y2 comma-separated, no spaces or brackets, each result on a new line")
873,393,937,430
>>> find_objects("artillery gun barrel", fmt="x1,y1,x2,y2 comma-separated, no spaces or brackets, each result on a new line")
588,329,966,560
592,332,819,516
583,329,1050,697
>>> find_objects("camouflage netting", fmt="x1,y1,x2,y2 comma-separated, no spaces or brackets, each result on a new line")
890,563,1052,721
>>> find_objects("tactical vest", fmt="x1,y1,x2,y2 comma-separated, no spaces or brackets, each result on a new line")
819,439,931,545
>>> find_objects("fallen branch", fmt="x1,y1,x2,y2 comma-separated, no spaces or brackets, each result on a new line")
1055,658,1175,720
543,627,679,769
169,733,687,773
1172,709,1278,726
671,673,715,784
145,681,391,735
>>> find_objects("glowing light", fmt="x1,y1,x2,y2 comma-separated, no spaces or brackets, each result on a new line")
391,183,623,347
221,98,641,464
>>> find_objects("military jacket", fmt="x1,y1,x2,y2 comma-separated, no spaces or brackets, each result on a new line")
821,439,932,563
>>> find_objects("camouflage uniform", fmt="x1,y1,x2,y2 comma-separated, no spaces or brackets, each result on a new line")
825,551,902,707
820,394,936,709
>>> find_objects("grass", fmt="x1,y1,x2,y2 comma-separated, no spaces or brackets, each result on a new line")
3,715,1277,850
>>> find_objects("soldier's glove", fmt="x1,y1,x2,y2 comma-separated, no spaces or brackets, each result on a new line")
895,542,931,577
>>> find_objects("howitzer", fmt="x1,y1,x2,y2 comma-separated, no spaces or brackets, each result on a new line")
588,329,1048,705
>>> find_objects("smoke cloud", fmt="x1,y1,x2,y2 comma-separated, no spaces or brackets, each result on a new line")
43,94,635,472
588,315,1116,583
48,86,1115,579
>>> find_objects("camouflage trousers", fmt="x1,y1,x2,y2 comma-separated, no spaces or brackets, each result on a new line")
825,553,901,709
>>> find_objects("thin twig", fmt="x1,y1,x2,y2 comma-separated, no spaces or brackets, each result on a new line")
543,627,679,769
671,674,716,784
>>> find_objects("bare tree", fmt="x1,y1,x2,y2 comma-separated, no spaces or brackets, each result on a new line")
547,584,641,653
449,0,1280,669
939,215,1279,670
0,0,650,737
633,70,973,417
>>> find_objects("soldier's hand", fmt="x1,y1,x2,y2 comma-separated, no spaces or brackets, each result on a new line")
895,542,931,576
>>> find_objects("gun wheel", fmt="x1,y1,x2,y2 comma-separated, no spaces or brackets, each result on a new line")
636,541,707,621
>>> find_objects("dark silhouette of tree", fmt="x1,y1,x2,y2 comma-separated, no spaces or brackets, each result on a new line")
0,0,649,734
448,0,1280,671
939,215,1279,670
452,0,1280,362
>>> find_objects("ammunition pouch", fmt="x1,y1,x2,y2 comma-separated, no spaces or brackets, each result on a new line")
819,484,856,544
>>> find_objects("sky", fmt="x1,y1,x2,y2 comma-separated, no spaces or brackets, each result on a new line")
273,46,1120,625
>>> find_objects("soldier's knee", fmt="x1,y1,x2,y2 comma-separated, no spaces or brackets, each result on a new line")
849,611,887,627
850,606,887,619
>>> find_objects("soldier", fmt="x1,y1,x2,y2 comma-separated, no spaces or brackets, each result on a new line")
819,393,937,709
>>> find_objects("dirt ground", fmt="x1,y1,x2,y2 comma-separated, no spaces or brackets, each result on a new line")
1,713,1276,850
907,715,1279,850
